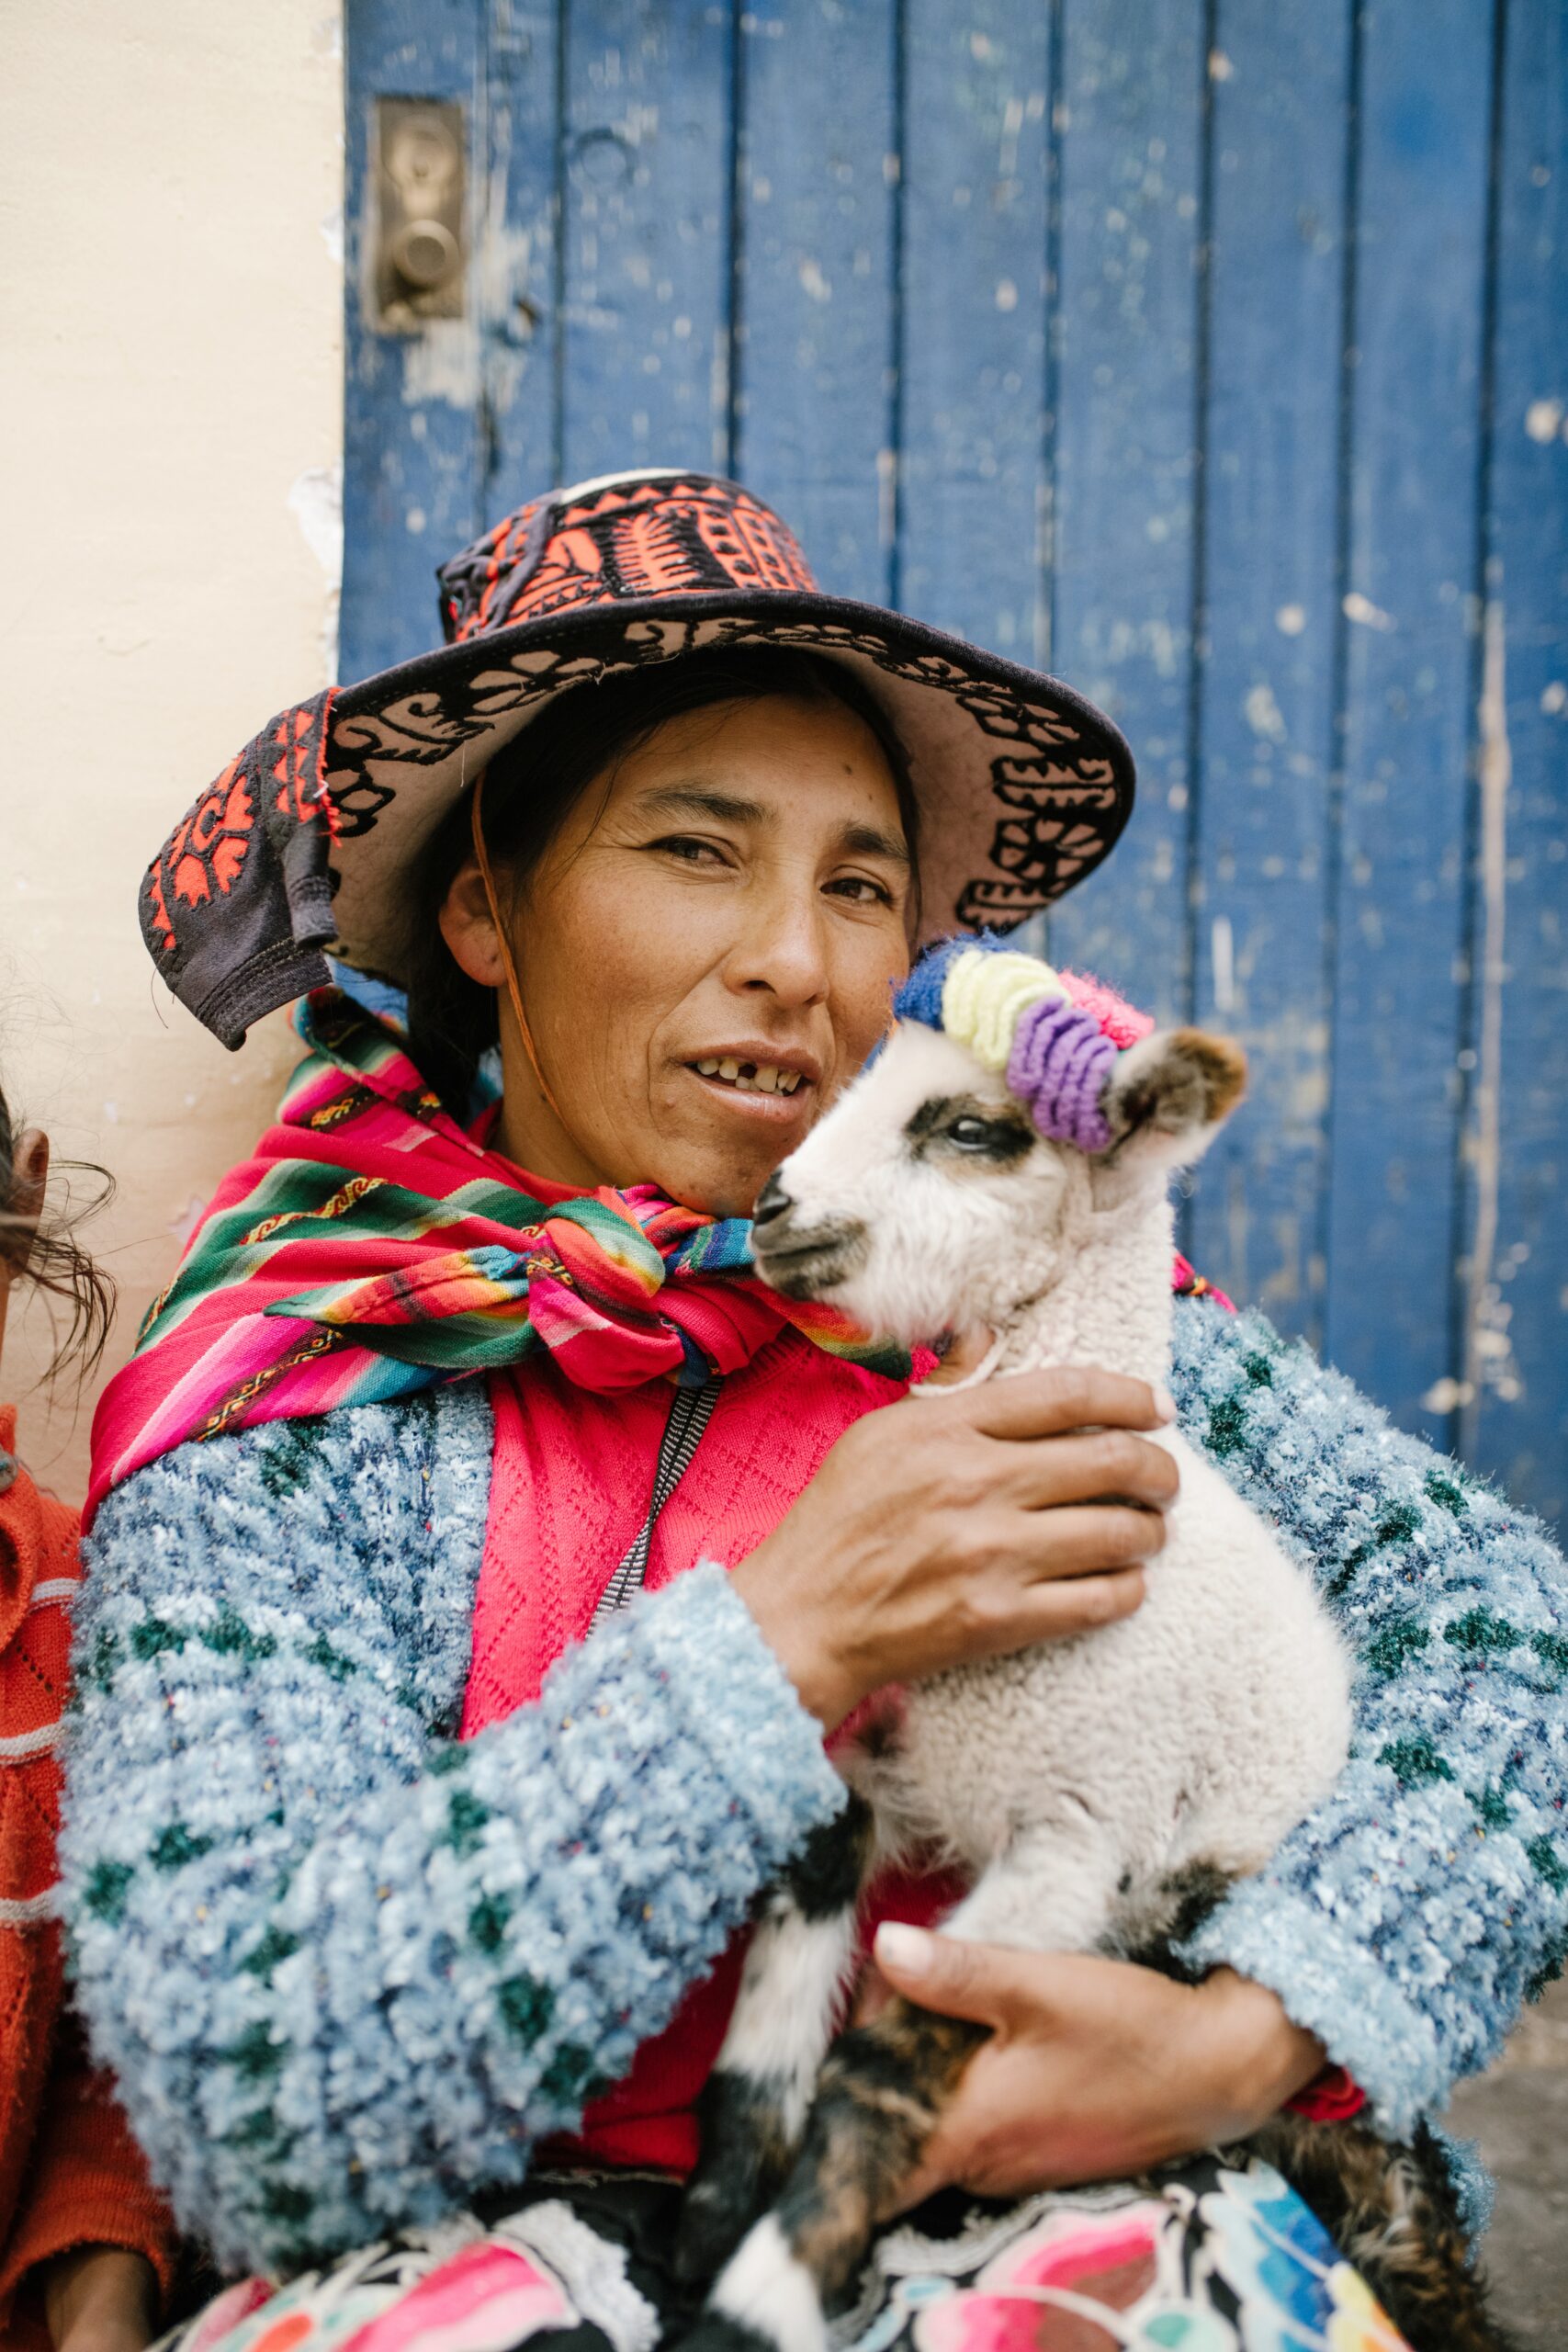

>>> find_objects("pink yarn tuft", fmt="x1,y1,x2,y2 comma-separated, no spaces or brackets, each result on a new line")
1059,969,1156,1051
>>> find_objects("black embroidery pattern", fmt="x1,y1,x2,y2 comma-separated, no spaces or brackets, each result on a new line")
323,612,1123,918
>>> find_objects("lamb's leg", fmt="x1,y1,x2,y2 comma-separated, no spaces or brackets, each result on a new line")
673,1792,876,2286
689,1821,1125,2352
1247,2114,1517,2352
938,1809,1126,1950
690,1993,986,2352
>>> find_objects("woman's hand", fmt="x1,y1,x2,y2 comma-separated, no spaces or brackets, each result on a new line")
867,1924,1326,2207
730,1365,1179,1730
40,2246,159,2352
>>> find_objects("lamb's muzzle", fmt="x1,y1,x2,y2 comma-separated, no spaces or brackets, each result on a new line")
748,1177,868,1303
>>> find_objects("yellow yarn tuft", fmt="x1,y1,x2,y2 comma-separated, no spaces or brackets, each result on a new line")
941,949,1069,1070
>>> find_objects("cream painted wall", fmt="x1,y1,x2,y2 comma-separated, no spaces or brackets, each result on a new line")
1,2,344,1501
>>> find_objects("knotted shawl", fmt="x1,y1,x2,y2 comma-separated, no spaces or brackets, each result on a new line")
85,990,906,1522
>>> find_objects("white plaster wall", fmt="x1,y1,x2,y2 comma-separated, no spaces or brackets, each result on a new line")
1,1,344,1502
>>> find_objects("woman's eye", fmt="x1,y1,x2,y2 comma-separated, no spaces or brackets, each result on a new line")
652,834,726,865
826,875,893,906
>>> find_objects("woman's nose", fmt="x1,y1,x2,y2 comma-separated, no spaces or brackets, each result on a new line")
724,879,830,1007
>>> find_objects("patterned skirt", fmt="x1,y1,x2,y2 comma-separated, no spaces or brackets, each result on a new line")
152,2156,1412,2352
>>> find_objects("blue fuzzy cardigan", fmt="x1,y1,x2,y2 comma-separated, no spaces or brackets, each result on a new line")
60,1300,1568,2275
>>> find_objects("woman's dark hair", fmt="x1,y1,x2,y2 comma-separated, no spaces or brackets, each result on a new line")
404,648,919,1118
0,1078,116,1386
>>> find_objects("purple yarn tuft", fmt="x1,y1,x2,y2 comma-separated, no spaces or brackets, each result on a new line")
1006,996,1119,1152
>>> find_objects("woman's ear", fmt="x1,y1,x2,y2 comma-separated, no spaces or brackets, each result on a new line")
0,1128,50,1363
438,856,508,988
4,1128,50,1259
1099,1030,1247,1172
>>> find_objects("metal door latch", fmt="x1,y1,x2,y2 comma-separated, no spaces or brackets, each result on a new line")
371,97,466,331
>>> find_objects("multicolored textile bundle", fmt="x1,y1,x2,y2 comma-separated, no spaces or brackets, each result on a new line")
144,2150,1415,2352
85,990,907,1521
894,935,1156,1152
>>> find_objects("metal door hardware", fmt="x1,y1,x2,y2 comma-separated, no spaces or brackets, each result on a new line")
371,97,467,331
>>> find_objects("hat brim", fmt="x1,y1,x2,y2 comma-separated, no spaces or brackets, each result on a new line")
323,590,1134,982
142,586,1134,1048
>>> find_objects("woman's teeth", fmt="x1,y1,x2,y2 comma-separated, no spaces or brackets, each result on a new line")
694,1057,802,1096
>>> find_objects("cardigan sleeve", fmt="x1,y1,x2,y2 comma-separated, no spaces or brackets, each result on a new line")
58,1384,845,2278
0,2016,179,2340
1169,1297,1568,2138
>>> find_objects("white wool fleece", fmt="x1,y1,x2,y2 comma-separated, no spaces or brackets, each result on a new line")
762,1021,1354,1960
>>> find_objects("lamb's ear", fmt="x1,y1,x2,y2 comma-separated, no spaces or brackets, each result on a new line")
1098,1028,1247,1169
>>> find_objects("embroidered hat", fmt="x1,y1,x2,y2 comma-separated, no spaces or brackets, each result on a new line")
143,469,1135,1047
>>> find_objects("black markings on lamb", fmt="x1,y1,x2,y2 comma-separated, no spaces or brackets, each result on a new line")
677,1799,879,2287
671,1016,1511,2352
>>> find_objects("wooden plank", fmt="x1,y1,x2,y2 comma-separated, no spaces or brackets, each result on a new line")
1322,0,1495,1433
343,0,486,680
735,0,898,605
1465,1,1568,1532
477,2,565,517
897,0,1052,655
1183,3,1354,1337
1043,0,1206,1022
558,1,734,486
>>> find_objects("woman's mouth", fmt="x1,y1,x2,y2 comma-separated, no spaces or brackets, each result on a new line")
682,1048,820,1117
691,1056,805,1098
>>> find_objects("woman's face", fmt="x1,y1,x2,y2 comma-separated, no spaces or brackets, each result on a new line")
440,694,915,1216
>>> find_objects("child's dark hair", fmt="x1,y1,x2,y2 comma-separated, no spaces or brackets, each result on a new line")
0,1078,116,1385
404,647,920,1118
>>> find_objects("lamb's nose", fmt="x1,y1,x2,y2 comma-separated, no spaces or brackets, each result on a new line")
752,1173,793,1227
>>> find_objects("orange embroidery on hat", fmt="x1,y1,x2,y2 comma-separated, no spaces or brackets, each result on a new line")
146,857,175,952
171,760,254,909
271,699,340,835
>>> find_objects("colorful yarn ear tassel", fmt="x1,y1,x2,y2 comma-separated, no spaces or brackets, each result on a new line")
896,933,1156,1153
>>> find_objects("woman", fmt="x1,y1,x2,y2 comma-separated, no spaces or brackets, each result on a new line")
63,473,1566,2348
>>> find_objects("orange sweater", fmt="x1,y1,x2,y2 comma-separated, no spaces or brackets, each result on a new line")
0,1406,176,2348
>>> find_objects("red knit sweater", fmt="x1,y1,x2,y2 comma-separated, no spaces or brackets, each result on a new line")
458,1146,958,2173
0,1407,176,2346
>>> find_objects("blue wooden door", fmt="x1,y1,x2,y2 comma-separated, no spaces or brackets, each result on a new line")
343,0,1567,1533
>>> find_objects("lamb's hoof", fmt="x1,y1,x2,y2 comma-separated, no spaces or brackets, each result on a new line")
672,2181,751,2287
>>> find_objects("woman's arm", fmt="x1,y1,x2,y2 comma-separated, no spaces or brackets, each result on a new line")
1170,1295,1568,2134
2,2016,175,2350
60,1385,846,2278
39,2248,159,2352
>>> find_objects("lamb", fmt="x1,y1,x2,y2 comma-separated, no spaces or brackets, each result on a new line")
672,939,1506,2352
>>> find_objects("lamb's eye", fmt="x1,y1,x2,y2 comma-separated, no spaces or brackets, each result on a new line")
905,1096,1034,1164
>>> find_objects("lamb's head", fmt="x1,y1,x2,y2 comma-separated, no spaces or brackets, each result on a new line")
750,940,1246,1348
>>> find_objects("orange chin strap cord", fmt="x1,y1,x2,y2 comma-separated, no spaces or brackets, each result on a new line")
468,766,568,1130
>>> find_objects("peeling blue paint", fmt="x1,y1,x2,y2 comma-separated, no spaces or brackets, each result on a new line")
343,0,1566,1534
